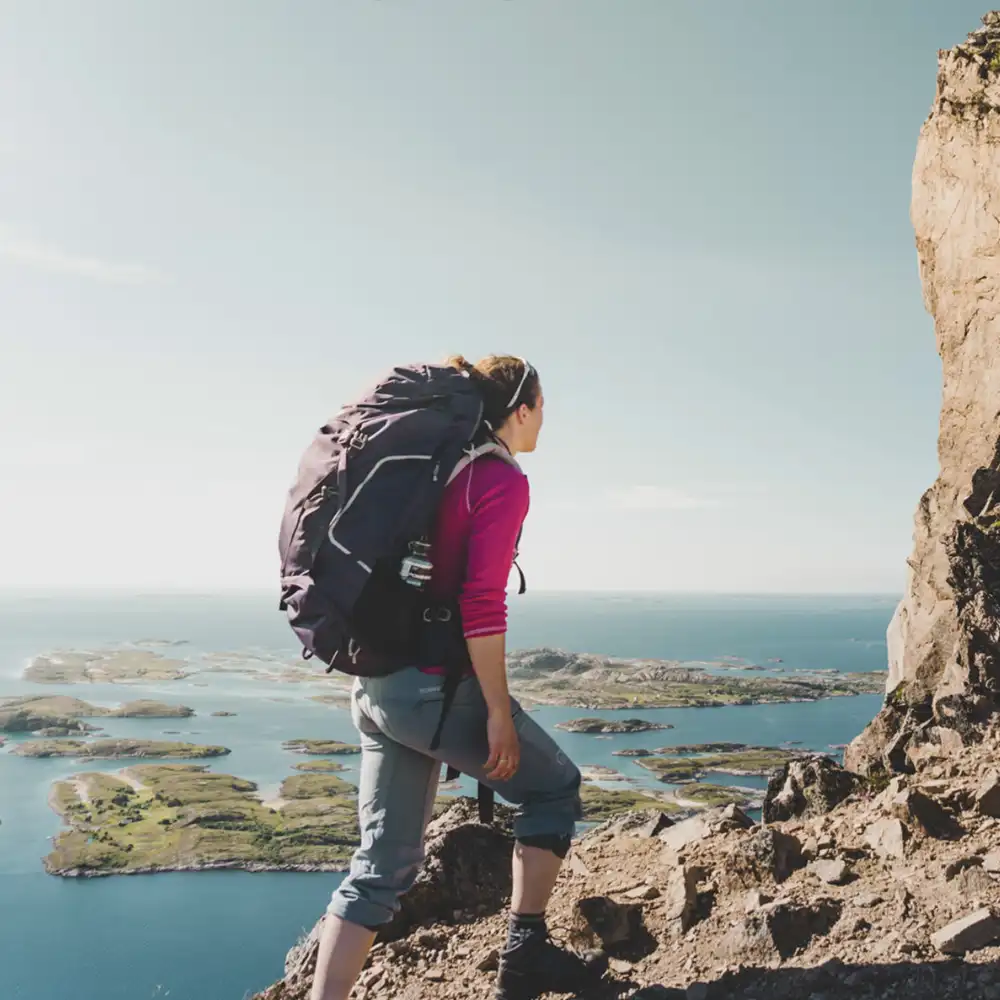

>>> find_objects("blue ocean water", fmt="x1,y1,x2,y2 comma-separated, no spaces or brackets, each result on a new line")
0,592,894,1000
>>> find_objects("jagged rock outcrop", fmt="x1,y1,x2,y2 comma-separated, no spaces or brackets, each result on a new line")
763,755,863,823
847,11,1000,776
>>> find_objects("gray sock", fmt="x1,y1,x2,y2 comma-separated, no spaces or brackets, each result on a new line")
505,911,546,951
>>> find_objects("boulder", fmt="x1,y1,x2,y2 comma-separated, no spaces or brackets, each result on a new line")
885,785,962,839
744,888,772,913
660,815,710,853
723,899,842,963
931,908,1000,954
570,896,641,949
724,827,805,887
587,808,674,841
809,858,850,885
975,771,1000,817
864,818,908,860
763,755,861,823
663,865,699,932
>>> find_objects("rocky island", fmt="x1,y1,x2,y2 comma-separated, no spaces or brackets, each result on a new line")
282,739,362,755
293,761,350,773
110,700,195,718
24,649,190,684
634,748,802,783
555,717,674,734
45,763,359,876
505,647,885,709
0,696,196,734
14,739,230,760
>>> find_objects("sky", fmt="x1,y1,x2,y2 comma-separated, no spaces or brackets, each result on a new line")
0,1,990,594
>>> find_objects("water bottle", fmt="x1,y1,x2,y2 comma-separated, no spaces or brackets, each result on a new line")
399,538,433,589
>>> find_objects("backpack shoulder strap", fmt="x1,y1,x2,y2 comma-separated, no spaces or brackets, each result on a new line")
445,441,522,486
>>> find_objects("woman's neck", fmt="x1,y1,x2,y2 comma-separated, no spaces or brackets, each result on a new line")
493,425,518,456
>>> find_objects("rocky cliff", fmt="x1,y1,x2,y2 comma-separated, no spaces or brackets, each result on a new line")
252,14,1000,1000
846,11,1000,777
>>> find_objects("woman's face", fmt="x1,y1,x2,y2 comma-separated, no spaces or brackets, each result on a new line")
517,385,544,453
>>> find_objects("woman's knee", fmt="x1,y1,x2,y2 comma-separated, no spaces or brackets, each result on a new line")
513,764,583,843
327,843,425,928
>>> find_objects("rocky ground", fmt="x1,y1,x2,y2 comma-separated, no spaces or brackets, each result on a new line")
252,729,1000,1000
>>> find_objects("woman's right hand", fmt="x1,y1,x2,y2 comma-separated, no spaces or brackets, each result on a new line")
485,709,520,782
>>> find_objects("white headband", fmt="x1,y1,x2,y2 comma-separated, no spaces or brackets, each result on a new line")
506,358,534,410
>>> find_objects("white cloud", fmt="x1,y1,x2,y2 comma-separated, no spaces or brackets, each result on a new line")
0,231,166,285
605,485,714,511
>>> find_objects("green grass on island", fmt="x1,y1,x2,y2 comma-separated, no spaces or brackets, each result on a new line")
505,648,885,709
555,718,673,734
671,783,759,809
0,695,195,734
293,760,350,773
634,748,799,782
45,764,360,876
14,739,230,759
24,650,190,684
282,739,362,755
578,784,681,821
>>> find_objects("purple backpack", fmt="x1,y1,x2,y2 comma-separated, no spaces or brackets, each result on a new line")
278,363,488,677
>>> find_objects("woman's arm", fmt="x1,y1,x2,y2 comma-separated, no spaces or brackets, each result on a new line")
467,633,520,781
459,465,530,780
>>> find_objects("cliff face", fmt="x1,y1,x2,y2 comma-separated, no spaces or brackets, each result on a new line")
846,12,1000,775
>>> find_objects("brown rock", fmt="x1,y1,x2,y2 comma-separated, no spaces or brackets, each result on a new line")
864,818,908,860
571,896,641,949
725,827,805,887
931,908,1000,954
718,803,755,829
664,866,699,932
958,865,996,896
588,808,674,841
723,899,842,963
744,889,772,913
809,858,850,885
625,884,661,900
975,771,1000,817
887,786,961,839
477,948,499,972
763,756,862,823
659,816,709,853
982,851,1000,873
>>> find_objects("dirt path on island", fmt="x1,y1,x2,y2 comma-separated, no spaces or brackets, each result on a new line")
118,769,147,793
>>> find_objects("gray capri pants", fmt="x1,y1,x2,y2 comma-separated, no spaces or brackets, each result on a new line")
328,666,582,929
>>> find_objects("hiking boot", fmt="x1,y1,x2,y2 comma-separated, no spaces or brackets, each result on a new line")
494,932,608,1000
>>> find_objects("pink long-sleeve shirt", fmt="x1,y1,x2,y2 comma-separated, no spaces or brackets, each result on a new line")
425,455,529,645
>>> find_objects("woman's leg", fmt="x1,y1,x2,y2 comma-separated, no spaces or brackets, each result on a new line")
312,684,439,1000
309,919,375,1000
368,669,602,1000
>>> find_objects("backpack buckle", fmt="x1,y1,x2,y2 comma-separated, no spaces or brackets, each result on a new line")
422,606,453,623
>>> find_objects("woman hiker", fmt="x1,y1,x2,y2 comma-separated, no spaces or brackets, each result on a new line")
309,355,607,1000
